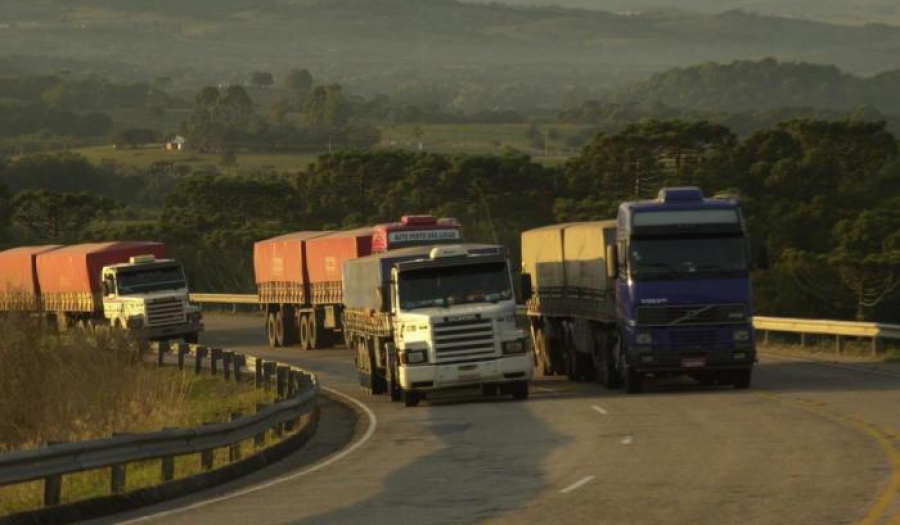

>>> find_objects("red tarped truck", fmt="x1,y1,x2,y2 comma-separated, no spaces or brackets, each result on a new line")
255,216,462,349
0,242,203,342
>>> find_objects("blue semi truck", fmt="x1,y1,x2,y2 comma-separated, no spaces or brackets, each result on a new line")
521,187,761,393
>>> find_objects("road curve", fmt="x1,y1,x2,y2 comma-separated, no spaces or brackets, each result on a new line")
92,314,900,525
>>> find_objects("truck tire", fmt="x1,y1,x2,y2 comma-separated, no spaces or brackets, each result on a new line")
266,313,280,348
281,306,297,346
184,332,199,345
299,314,311,351
307,313,318,349
510,381,529,400
274,311,286,347
597,353,621,389
389,363,402,402
732,369,752,390
403,390,420,407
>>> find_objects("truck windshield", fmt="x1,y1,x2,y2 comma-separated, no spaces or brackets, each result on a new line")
629,236,748,280
398,261,512,310
116,266,187,295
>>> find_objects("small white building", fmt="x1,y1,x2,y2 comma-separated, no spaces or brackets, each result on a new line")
165,136,187,151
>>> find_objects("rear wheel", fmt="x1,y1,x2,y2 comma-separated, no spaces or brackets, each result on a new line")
307,312,318,349
274,311,286,347
266,313,280,348
621,354,643,394
299,314,310,351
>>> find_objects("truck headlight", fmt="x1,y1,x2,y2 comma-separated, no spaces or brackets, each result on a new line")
635,332,653,345
503,340,526,354
401,349,427,365
733,329,750,342
126,317,144,329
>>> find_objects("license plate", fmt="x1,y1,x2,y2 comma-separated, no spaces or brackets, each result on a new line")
681,357,707,368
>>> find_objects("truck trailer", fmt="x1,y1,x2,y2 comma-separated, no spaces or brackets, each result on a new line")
344,244,532,406
254,216,462,349
522,187,758,393
0,242,203,342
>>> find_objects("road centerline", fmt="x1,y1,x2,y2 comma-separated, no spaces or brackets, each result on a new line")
560,475,596,494
591,405,608,415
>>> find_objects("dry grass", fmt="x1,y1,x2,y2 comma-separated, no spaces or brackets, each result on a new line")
0,315,275,516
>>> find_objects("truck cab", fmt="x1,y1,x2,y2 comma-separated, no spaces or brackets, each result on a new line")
344,244,532,406
100,255,203,343
609,187,757,391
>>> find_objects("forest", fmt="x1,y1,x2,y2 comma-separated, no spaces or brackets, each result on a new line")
1,117,898,324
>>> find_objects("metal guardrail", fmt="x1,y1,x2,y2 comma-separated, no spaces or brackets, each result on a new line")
190,295,900,353
0,342,319,509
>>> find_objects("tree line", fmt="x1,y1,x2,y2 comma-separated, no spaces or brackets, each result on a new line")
1,117,898,322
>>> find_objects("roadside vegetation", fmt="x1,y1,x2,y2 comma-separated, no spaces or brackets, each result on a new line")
0,315,273,516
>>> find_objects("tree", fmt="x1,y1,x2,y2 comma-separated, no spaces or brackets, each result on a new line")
0,181,11,240
183,85,254,153
251,71,274,89
267,95,290,125
12,190,116,241
303,84,348,133
284,69,314,108
113,128,157,149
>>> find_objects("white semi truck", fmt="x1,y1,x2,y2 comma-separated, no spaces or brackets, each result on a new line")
342,244,533,407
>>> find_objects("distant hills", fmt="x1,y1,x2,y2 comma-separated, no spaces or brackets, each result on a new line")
1,0,900,111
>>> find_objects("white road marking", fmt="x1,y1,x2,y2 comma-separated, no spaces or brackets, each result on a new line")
591,405,608,415
762,352,900,380
117,386,378,524
559,475,595,494
620,435,633,445
536,387,558,393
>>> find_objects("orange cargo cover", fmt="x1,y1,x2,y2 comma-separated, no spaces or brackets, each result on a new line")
306,228,374,305
0,245,63,311
254,232,331,305
36,242,166,312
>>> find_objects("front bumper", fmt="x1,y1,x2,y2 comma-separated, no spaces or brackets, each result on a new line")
399,354,533,391
628,345,756,373
141,321,204,341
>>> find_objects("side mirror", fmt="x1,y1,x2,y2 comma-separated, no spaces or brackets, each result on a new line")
520,273,533,303
605,244,619,280
102,279,113,296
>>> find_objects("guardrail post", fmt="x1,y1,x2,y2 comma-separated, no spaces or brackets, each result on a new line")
223,351,233,380
194,347,207,375
254,403,270,447
872,336,882,356
201,422,215,470
43,440,64,507
287,370,298,397
161,456,175,482
210,348,222,376
264,362,276,391
800,333,807,348
234,354,244,382
154,341,165,367
835,335,843,354
763,330,769,346
255,359,265,388
175,342,187,370
229,412,244,462
111,463,127,494
276,366,288,399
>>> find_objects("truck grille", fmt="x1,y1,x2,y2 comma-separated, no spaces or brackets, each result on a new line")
432,317,496,363
664,329,718,348
147,298,185,326
637,304,746,326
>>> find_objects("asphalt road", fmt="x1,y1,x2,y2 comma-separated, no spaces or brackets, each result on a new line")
94,314,900,525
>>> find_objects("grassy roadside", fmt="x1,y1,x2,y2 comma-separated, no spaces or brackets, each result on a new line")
759,341,900,373
0,316,275,517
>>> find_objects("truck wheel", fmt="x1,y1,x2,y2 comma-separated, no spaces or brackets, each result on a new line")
308,314,318,349
184,332,199,345
266,313,280,348
281,306,297,346
389,363,402,402
403,390,420,407
274,311,287,347
597,355,621,389
732,370,752,390
510,381,529,400
299,314,310,351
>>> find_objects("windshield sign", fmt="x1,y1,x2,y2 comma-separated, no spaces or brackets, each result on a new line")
117,266,187,295
399,262,512,310
633,209,739,226
629,236,747,280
